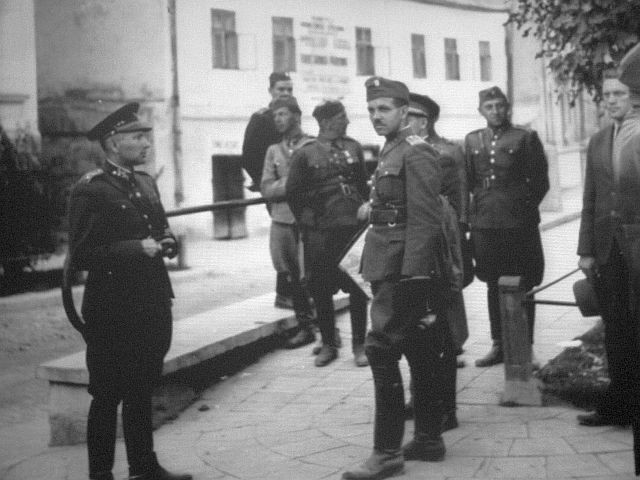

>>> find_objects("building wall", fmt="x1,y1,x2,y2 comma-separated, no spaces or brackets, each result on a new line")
176,0,509,220
35,0,178,218
0,0,39,140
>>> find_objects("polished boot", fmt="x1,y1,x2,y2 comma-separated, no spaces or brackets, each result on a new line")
353,343,369,367
313,328,341,354
315,344,338,366
441,411,459,432
129,453,192,480
402,434,445,462
342,449,404,479
89,472,114,480
285,326,315,348
475,342,503,367
576,411,630,427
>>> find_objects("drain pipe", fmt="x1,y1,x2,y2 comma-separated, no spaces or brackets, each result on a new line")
168,0,184,207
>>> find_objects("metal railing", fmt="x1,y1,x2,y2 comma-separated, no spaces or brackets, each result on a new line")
522,267,581,307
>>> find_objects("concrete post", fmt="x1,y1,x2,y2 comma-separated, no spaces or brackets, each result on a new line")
498,275,542,406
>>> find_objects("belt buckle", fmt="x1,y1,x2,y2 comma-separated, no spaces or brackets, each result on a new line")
341,183,352,196
387,206,397,227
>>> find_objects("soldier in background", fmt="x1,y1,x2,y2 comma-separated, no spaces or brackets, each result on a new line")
241,71,295,309
286,100,370,368
260,96,316,349
404,92,469,433
465,86,549,368
65,103,191,480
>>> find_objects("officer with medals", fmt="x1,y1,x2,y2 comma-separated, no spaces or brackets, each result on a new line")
465,86,549,367
64,103,191,480
286,100,370,368
404,92,469,433
343,78,447,480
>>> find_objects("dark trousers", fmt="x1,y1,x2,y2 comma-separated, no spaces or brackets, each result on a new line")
85,302,172,477
88,389,155,476
474,227,543,346
365,280,446,451
594,242,638,419
304,226,368,347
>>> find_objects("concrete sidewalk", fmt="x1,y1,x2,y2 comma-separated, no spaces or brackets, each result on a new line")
3,186,638,480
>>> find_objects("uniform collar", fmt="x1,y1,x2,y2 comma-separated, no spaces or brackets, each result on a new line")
105,159,135,182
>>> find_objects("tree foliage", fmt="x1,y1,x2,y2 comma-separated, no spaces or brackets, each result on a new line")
507,0,640,103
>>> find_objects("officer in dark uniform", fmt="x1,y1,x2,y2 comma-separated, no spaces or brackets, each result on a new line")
404,92,469,432
344,78,447,480
65,103,191,480
465,86,549,367
286,100,370,368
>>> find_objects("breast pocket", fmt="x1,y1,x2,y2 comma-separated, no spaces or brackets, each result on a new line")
494,146,518,168
375,164,404,203
107,200,144,231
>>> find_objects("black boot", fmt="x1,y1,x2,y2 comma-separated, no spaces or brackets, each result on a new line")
475,342,503,367
342,449,404,479
402,433,445,461
129,453,192,480
90,472,114,480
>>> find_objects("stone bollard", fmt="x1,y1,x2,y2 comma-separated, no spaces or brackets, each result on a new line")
498,275,542,406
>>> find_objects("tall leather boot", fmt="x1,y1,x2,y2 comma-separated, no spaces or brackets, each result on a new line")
343,364,405,479
128,453,192,480
403,342,446,461
476,281,503,367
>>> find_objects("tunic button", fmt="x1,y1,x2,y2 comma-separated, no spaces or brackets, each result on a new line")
490,158,495,164
121,204,126,209
148,224,153,230
384,170,388,174
143,214,149,219
491,141,496,146
490,150,495,155
491,175,496,179
136,192,142,198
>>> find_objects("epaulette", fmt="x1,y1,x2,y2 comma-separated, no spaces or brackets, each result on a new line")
256,107,270,115
297,136,317,149
405,135,426,146
79,168,104,184
465,128,484,138
133,169,151,178
512,124,533,132
342,135,358,144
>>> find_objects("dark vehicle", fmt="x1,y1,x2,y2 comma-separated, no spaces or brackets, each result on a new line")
0,127,57,291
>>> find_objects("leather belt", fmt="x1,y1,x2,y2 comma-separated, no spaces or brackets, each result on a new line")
369,206,407,226
479,177,519,189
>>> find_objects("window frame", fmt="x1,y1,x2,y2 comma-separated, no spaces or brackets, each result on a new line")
356,26,375,76
211,9,238,70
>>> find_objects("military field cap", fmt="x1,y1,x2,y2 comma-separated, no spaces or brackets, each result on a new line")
573,278,600,317
619,42,640,93
478,86,508,107
408,92,440,119
270,96,301,115
365,76,410,103
269,71,292,88
312,100,345,121
87,102,151,141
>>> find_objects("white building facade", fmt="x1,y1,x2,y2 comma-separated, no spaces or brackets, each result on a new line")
176,0,509,221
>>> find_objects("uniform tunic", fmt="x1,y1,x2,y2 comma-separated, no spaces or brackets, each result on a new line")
465,123,549,286
67,163,175,397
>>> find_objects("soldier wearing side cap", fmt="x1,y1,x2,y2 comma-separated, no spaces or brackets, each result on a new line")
260,96,316,349
404,92,470,433
64,103,191,480
242,72,296,310
286,100,370,368
465,86,549,368
343,77,448,480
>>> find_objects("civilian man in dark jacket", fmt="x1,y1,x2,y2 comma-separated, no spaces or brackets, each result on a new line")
286,100,370,368
65,103,191,480
465,86,549,368
576,61,640,428
343,77,447,480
